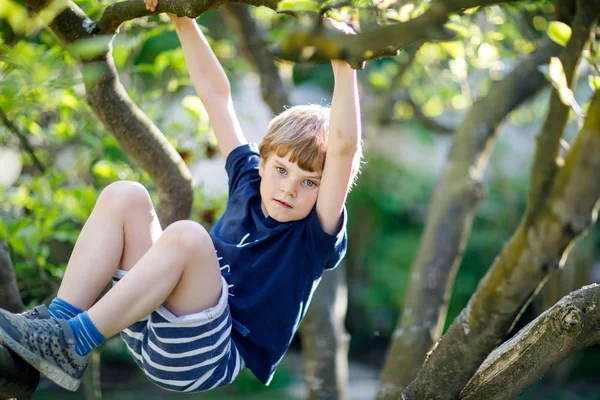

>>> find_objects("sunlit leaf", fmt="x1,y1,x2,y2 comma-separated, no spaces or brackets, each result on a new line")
277,0,319,12
548,57,581,116
547,21,572,47
182,96,207,119
422,96,444,117
92,160,118,180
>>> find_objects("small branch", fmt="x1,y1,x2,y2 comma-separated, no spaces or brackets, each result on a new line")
222,4,290,113
0,107,46,173
527,1,600,219
375,44,420,125
461,284,600,400
406,98,454,134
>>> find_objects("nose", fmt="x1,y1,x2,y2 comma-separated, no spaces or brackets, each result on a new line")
280,181,297,197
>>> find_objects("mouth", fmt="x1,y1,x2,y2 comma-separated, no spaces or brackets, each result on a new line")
274,199,292,209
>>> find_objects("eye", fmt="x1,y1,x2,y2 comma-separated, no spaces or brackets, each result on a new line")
304,180,318,187
276,167,287,175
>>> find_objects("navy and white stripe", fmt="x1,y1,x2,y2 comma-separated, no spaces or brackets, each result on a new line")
112,274,244,392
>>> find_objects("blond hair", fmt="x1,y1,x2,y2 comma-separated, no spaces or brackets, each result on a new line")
259,104,362,186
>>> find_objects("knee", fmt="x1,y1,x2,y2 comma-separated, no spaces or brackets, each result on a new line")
162,220,214,256
96,181,153,215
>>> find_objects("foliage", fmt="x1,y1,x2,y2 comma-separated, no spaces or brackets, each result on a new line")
0,22,227,305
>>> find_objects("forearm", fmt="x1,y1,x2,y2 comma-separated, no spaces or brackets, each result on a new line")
330,61,361,154
171,16,231,99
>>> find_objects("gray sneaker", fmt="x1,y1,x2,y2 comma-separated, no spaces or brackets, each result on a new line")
0,309,88,391
19,304,51,320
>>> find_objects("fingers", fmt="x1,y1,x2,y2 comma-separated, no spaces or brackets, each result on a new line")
144,0,158,12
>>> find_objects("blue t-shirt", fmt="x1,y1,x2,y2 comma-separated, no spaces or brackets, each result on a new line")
209,144,347,385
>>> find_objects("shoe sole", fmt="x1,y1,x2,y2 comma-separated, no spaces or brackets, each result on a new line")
0,318,80,392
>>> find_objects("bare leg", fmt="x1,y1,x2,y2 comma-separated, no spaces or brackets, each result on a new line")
87,220,222,338
57,181,162,310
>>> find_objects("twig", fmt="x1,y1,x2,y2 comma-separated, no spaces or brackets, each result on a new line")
0,107,46,173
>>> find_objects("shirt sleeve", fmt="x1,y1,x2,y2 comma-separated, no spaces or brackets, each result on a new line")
303,207,348,273
225,143,261,196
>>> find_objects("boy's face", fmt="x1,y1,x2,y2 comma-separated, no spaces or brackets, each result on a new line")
259,152,321,223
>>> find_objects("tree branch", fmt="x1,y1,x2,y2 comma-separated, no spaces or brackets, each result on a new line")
0,107,46,173
89,0,521,66
222,4,290,113
300,265,350,400
376,37,560,400
0,241,40,398
403,88,600,399
25,0,194,226
96,0,280,35
461,283,600,400
526,1,599,222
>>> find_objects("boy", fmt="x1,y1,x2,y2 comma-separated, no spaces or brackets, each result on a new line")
0,8,361,393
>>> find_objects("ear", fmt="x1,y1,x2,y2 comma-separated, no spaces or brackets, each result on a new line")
259,157,266,178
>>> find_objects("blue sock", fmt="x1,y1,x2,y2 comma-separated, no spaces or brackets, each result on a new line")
49,298,83,320
68,312,106,356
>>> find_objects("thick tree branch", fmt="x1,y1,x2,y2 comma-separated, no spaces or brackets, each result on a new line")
0,242,25,315
403,89,600,399
461,284,600,400
376,38,560,400
90,0,519,67
0,241,40,398
275,0,522,68
527,1,599,222
25,0,194,226
222,4,290,113
96,0,280,35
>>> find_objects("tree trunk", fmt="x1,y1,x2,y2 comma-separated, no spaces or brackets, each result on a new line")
404,88,600,399
0,241,40,398
0,241,25,313
376,39,560,400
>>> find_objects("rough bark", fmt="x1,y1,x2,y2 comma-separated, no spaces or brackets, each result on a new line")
403,87,600,399
0,242,40,398
24,0,194,227
300,265,350,400
0,242,26,314
376,38,560,400
460,284,600,400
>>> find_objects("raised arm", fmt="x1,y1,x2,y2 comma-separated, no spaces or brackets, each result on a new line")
168,13,247,159
316,23,362,234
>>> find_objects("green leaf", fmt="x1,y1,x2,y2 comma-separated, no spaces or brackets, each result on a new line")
277,0,319,12
589,75,600,91
547,21,572,47
92,160,118,180
182,96,207,119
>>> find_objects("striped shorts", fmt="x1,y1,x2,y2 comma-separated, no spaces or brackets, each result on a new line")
112,271,245,392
